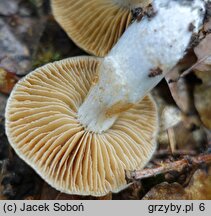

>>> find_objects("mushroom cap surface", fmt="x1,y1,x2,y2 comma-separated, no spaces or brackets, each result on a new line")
6,57,157,196
51,0,148,57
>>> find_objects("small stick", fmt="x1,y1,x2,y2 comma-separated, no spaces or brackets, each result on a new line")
126,154,211,181
155,149,197,157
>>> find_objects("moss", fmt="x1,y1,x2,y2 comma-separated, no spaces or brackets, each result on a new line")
32,47,62,68
28,0,43,8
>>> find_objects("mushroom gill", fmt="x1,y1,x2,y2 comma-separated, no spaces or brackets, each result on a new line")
5,57,158,196
51,0,149,57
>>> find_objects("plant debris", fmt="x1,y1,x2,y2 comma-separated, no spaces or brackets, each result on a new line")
143,167,211,200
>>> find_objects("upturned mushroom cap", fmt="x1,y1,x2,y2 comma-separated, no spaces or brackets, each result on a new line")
51,0,150,57
5,57,157,196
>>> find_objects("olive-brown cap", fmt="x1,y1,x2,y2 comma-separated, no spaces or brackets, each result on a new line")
5,57,157,196
51,0,150,57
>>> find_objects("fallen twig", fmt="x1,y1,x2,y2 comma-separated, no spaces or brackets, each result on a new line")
155,149,197,158
126,154,211,182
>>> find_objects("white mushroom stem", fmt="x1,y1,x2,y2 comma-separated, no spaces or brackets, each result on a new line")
78,0,205,133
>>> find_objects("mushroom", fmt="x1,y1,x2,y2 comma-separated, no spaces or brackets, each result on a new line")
5,0,205,196
5,57,158,196
51,0,151,56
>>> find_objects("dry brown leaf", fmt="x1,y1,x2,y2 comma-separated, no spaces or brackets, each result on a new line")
0,68,19,95
143,167,211,200
191,26,211,130
194,59,211,130
192,18,211,130
143,182,188,200
165,52,197,112
204,18,211,33
186,168,211,200
194,83,211,129
194,34,211,73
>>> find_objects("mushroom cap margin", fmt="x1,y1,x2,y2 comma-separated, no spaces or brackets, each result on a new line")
51,0,136,57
